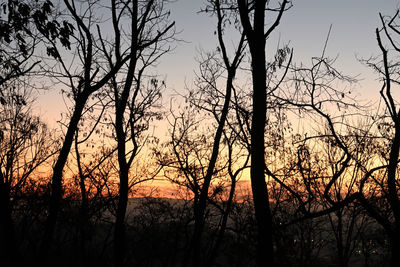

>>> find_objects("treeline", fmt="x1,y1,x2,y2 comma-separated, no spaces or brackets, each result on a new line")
0,0,399,267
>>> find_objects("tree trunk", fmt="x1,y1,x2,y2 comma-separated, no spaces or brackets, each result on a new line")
112,1,138,264
41,95,88,257
79,175,89,266
249,5,274,267
237,0,276,265
114,166,129,267
206,178,236,267
188,201,204,267
250,139,274,267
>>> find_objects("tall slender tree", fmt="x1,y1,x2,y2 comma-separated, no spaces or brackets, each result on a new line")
236,1,289,265
40,0,131,259
98,0,175,265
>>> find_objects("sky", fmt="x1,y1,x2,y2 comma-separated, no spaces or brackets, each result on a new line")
37,0,400,123
158,0,400,99
31,0,400,197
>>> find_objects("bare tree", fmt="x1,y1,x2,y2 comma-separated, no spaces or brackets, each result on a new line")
292,129,372,266
95,0,175,265
156,1,247,265
69,99,117,266
39,0,132,259
0,83,56,267
184,2,246,266
235,0,290,265
357,10,400,266
0,3,74,260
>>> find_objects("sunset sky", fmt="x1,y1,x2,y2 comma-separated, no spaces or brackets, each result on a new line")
6,2,400,264
37,0,399,123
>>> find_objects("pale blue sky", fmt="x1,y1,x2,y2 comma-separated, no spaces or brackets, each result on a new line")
38,0,400,122
160,0,399,98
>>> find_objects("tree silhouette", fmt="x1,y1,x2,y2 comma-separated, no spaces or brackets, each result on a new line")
157,1,248,265
96,0,175,265
236,0,290,265
0,0,74,102
1,1,400,266
39,0,131,261
0,83,56,267
357,10,400,267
